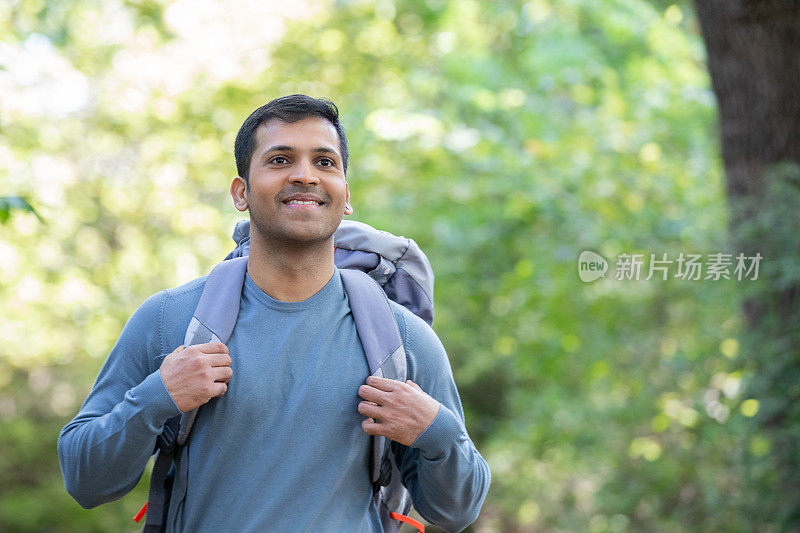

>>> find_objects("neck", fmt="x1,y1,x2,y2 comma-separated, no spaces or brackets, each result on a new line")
246,230,335,302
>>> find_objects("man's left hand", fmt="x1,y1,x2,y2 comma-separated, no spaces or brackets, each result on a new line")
358,376,441,446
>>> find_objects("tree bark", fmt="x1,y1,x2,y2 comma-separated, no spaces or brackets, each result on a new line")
695,0,800,197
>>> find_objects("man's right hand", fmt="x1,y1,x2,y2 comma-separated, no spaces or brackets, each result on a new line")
159,342,233,412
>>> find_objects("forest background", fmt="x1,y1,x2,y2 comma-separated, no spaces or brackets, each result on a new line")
2,0,798,531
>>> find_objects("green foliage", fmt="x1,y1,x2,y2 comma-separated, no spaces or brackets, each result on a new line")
727,162,800,527
0,197,42,224
0,0,784,530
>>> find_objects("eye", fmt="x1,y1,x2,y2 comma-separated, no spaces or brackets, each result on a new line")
269,155,289,165
318,157,335,167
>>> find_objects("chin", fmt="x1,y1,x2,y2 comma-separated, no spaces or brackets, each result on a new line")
285,229,335,244
254,219,340,245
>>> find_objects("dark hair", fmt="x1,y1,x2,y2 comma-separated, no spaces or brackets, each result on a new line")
234,94,349,183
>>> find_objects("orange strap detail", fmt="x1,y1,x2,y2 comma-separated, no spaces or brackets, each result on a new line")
389,512,425,532
133,501,148,523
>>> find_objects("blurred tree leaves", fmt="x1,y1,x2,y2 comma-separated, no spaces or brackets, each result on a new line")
0,196,42,224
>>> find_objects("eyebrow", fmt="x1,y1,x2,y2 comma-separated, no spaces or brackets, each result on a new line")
263,145,339,157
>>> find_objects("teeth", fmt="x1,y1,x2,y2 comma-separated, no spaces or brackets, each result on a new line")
286,200,318,205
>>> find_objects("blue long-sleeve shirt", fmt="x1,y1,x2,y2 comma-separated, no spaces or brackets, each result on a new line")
58,268,490,532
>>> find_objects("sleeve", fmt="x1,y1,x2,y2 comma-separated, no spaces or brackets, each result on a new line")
390,307,491,532
57,291,184,509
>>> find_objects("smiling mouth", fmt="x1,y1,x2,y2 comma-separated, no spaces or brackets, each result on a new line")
285,200,323,205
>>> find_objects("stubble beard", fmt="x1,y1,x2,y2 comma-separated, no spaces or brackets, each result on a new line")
248,201,340,251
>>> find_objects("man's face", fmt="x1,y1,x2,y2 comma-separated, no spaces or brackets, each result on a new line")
236,117,351,246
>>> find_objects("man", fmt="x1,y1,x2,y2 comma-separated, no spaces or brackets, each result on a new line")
58,94,491,532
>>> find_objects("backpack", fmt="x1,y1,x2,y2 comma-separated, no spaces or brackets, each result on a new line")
135,219,434,533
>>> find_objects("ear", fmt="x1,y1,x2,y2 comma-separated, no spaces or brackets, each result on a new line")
344,182,353,215
231,176,248,212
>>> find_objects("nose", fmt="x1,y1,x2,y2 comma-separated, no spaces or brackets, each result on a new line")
290,158,319,186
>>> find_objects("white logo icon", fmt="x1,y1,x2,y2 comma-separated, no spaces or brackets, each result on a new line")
578,251,608,282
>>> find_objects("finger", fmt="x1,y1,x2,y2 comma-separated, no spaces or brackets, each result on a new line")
207,353,233,367
357,401,382,419
358,384,388,404
196,342,229,354
170,344,185,355
211,382,228,398
365,375,399,392
211,366,234,383
361,418,382,435
406,380,423,391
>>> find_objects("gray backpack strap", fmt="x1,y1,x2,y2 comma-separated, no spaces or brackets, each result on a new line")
376,456,414,532
144,257,248,532
340,269,405,377
339,269,406,484
339,269,414,530
141,448,174,532
177,256,248,445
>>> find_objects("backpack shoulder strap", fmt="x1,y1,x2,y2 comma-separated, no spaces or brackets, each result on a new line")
339,269,407,486
340,268,406,379
143,257,248,532
340,269,416,531
183,256,248,345
177,256,248,445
